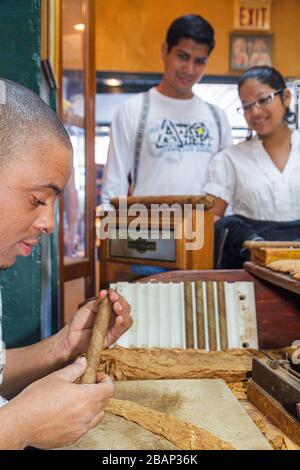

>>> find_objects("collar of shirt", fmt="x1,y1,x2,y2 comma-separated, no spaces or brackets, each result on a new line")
251,130,300,182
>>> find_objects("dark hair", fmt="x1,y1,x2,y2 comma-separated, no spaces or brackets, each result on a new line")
238,66,296,126
166,14,215,54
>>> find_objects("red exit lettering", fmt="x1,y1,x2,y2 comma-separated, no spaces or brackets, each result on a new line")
239,6,268,28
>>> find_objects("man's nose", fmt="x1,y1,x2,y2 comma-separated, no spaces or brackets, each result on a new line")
184,60,195,75
35,204,55,235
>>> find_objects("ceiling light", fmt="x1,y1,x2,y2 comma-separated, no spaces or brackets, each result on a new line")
74,23,85,31
103,78,123,87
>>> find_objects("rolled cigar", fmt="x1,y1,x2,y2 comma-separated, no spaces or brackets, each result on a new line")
80,295,112,384
243,241,300,249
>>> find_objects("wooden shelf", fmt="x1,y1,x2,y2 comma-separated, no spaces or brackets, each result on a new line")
244,261,300,296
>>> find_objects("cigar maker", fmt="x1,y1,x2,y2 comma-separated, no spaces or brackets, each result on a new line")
0,79,132,449
2,0,300,451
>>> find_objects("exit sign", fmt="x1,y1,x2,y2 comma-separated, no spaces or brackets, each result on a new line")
234,0,272,31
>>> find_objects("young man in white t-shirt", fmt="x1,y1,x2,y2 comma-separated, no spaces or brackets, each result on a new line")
101,14,232,206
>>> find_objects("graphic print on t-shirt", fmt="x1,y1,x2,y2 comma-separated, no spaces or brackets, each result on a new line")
155,119,212,152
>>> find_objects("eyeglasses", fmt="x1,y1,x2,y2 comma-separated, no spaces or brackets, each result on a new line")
237,88,284,114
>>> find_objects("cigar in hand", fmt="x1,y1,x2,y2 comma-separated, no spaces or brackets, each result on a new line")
80,295,112,384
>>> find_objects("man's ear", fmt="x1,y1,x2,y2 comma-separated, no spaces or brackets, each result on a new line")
161,41,169,61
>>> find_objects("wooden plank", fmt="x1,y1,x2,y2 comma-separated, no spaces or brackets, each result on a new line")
195,282,205,349
244,261,300,295
140,269,251,283
84,0,96,301
64,259,91,281
244,241,300,249
191,209,214,270
251,248,300,265
206,282,217,350
242,400,300,450
218,281,228,349
247,379,300,447
184,282,194,348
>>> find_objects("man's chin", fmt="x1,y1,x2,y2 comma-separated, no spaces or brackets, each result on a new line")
0,257,17,271
0,265,10,271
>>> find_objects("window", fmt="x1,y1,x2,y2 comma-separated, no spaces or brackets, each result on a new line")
95,73,298,204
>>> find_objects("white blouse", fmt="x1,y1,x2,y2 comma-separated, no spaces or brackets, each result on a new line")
204,130,300,221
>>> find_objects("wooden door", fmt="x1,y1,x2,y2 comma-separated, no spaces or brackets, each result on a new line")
59,0,96,323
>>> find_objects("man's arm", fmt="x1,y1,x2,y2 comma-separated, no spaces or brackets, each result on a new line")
0,290,132,399
0,357,114,449
0,401,25,449
0,331,68,399
210,197,228,221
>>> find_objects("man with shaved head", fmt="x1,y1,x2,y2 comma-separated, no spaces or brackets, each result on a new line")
0,79,132,449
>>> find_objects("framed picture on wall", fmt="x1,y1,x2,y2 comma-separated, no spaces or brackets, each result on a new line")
230,33,272,71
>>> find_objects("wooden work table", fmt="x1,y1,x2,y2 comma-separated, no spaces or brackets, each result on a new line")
67,268,300,450
137,268,300,449
99,347,300,450
61,347,299,450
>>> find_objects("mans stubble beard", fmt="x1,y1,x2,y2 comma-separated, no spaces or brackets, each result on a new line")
0,265,9,271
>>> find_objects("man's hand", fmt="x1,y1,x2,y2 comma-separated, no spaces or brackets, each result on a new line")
0,357,113,449
59,289,132,361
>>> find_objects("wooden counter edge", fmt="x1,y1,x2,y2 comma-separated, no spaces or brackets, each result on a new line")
247,379,300,447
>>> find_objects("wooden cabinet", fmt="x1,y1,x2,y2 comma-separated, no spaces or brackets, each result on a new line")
98,196,215,287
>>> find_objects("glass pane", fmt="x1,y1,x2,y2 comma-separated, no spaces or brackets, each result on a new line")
95,93,134,206
62,0,86,260
193,83,248,144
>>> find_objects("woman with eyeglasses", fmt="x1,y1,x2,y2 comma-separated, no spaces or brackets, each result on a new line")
204,65,300,268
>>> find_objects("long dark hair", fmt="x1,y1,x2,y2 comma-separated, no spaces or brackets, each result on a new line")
238,66,296,126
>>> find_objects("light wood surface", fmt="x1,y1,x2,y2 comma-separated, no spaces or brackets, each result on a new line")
61,379,271,450
244,241,300,249
250,248,300,265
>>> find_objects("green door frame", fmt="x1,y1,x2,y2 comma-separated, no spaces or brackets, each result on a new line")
0,0,60,347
